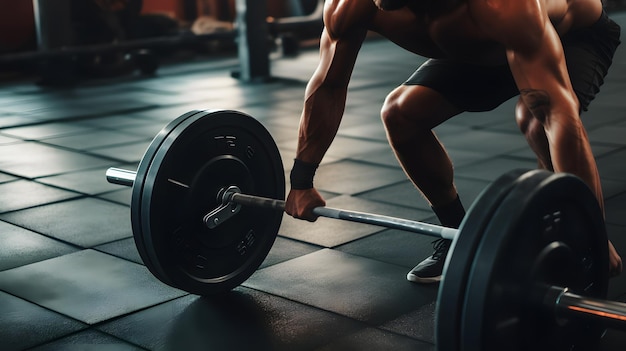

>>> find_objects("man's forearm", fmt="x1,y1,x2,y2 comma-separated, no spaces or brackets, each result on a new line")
295,84,349,164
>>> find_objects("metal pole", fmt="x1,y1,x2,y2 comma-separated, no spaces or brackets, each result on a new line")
33,0,73,51
234,0,271,82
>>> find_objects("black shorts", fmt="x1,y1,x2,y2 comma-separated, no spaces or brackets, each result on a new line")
404,11,621,112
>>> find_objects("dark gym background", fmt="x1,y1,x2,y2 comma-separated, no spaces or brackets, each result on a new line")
1,1,626,350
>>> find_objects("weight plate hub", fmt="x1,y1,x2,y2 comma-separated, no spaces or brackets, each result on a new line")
131,110,285,295
461,170,608,351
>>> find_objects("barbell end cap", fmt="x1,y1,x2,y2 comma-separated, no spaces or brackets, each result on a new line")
106,167,137,187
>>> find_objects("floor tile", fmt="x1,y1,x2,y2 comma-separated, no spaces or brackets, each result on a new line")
37,167,128,195
0,197,132,247
316,136,389,161
379,301,437,344
336,229,439,269
0,142,112,178
437,129,528,156
0,180,79,213
244,249,439,325
41,130,149,151
281,135,390,161
0,133,22,145
0,172,17,184
0,250,187,324
511,142,619,160
28,329,146,351
261,122,301,144
601,178,626,200
581,104,626,130
588,125,626,146
358,177,490,212
454,157,539,182
313,160,408,195
129,105,206,123
597,149,626,181
98,188,132,206
355,183,432,212
94,237,143,265
259,236,322,269
0,220,77,271
0,114,40,128
279,195,433,247
446,148,495,168
98,289,366,351
347,148,402,168
0,123,94,140
606,192,626,227
116,122,171,138
316,327,435,351
76,113,160,129
74,96,157,114
0,291,87,350
89,141,151,163
338,121,388,142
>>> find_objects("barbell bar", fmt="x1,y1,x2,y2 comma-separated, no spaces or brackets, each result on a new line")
105,109,626,350
107,165,626,330
106,167,458,240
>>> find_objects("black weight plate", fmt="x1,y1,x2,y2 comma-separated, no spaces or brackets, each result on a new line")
461,170,608,351
132,109,285,295
131,110,207,283
436,168,529,351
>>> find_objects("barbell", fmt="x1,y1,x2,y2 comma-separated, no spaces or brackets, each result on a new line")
105,109,626,350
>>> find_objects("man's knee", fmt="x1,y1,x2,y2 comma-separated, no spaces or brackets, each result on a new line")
381,88,407,132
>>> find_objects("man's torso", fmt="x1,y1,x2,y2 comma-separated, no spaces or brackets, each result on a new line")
326,0,603,63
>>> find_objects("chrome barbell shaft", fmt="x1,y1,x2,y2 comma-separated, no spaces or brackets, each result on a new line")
229,192,458,240
106,168,136,187
105,167,458,240
553,287,626,330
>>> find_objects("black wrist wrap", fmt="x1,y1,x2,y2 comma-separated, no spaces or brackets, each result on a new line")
289,159,319,190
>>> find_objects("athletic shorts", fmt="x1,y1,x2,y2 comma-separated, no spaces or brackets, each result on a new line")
403,11,621,112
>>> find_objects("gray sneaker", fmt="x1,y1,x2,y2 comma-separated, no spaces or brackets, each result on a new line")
406,238,451,283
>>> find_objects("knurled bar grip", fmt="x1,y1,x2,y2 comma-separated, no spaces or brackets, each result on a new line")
229,192,458,240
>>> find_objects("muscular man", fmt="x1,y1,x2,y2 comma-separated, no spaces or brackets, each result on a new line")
284,0,623,283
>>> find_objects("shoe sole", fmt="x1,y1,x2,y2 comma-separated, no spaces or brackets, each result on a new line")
406,273,442,283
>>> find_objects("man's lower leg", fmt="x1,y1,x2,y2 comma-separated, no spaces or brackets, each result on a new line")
407,195,465,283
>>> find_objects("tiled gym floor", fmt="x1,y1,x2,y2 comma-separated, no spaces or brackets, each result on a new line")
2,11,626,351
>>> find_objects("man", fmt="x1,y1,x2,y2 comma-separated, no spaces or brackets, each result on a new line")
284,0,623,283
